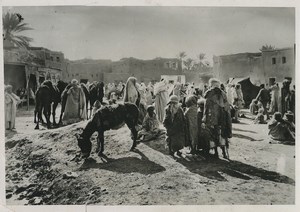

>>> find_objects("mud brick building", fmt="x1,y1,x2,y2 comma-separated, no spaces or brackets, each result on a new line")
4,46,65,93
63,59,112,83
213,46,295,85
105,57,183,84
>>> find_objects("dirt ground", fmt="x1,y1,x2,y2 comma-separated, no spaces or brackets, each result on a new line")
5,106,295,205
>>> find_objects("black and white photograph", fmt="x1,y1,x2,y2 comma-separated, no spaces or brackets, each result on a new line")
1,1,298,210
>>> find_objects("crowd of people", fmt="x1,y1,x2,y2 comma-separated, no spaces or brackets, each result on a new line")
119,76,296,157
122,77,232,158
5,75,295,153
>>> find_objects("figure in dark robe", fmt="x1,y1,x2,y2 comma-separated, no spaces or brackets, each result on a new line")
163,95,187,157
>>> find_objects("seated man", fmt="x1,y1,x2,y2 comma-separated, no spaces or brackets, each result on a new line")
283,111,295,139
254,108,267,124
268,112,295,142
249,99,259,115
137,105,165,142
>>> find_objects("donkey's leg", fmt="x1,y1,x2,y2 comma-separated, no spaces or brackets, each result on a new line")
41,107,47,124
52,102,59,126
97,131,104,155
130,126,138,150
58,111,63,125
126,119,138,151
59,101,65,125
125,113,138,151
44,104,51,129
35,106,42,130
34,109,37,123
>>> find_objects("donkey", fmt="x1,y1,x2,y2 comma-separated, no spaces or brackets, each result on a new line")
76,102,139,158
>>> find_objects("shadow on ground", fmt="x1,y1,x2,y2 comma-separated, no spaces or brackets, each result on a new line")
232,133,264,141
5,130,17,140
232,128,257,134
143,136,295,185
79,149,166,175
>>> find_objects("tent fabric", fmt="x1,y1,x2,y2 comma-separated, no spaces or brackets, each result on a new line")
229,77,260,108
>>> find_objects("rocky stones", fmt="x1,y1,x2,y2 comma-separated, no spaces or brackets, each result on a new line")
31,149,49,158
28,197,43,205
15,183,37,194
63,172,79,179
6,139,21,149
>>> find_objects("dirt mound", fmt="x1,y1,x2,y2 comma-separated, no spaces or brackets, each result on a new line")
5,117,296,205
6,121,95,205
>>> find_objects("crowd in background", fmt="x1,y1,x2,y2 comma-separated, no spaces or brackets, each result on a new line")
5,75,295,153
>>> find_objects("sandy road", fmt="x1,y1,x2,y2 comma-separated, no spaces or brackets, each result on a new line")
5,107,295,205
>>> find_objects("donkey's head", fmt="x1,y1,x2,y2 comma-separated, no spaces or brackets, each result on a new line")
76,133,92,158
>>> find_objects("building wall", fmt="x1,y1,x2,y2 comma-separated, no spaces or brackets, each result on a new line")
111,58,182,83
103,73,131,83
213,53,262,84
261,48,295,83
213,47,295,85
29,47,65,71
4,48,64,91
63,59,112,83
4,64,26,91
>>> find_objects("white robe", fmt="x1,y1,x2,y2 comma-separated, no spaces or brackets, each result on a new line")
5,92,20,129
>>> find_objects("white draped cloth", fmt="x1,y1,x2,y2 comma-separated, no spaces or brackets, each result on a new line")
5,92,20,129
154,80,169,122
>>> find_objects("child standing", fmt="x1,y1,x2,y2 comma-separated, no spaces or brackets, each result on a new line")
184,95,199,154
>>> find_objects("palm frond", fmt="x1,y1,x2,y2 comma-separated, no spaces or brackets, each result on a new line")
3,12,33,48
9,34,33,48
15,35,33,43
13,23,33,33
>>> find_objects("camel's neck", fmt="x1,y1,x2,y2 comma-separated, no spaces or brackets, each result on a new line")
81,120,97,140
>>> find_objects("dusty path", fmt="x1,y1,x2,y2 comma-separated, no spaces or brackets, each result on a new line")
5,107,295,205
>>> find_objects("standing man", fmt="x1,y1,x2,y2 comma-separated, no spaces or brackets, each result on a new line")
256,84,270,120
269,82,280,114
202,78,232,158
154,79,169,122
63,79,87,125
5,85,20,131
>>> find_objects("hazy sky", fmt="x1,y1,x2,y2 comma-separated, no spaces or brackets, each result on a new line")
3,6,295,62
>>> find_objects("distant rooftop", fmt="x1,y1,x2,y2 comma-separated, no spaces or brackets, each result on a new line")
119,57,179,62
217,52,262,58
217,46,294,58
28,47,63,54
260,46,294,52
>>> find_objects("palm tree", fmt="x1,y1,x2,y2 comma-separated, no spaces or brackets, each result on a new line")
183,58,193,71
3,12,33,48
259,44,276,51
178,51,187,71
198,53,206,67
